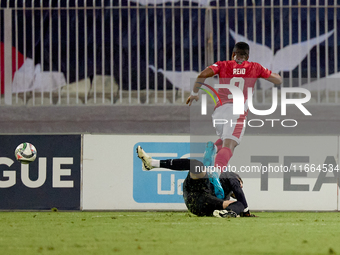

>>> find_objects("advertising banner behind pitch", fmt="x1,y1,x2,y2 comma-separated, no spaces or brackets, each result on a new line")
228,136,339,211
83,135,190,210
83,135,339,211
0,135,81,210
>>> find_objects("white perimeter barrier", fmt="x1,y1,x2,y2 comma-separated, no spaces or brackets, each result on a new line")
82,135,340,211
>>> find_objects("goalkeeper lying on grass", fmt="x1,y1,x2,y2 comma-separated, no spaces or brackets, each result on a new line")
137,145,256,218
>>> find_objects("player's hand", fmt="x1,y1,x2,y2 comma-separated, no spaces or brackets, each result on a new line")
222,200,235,208
186,95,199,106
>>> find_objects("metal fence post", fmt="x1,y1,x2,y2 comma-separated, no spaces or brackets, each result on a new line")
4,8,12,105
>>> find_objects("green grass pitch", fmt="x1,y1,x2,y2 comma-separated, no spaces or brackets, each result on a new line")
0,211,340,255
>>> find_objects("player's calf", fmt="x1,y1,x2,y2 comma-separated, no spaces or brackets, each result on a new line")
137,147,206,177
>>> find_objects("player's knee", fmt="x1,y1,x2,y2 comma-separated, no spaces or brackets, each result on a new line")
222,139,238,152
226,201,245,215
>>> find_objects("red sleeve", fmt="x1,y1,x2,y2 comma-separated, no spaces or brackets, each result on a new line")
256,63,272,78
209,61,222,75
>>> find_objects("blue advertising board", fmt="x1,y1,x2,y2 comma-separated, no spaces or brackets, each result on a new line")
0,135,81,210
133,142,205,203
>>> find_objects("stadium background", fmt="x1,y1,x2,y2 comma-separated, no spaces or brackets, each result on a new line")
0,0,340,211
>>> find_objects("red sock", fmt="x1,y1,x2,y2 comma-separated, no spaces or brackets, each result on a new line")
214,139,223,153
214,147,233,170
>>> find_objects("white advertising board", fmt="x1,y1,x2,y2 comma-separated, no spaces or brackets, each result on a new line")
229,136,339,211
83,135,339,211
82,135,191,210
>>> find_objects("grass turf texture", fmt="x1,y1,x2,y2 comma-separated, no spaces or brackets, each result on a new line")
0,211,339,255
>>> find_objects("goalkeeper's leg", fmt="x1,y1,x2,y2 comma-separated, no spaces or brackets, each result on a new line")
137,145,206,178
158,158,207,179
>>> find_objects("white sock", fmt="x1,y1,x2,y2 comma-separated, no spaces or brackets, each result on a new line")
151,159,160,168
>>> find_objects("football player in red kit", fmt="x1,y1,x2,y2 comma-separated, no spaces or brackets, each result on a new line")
186,42,282,215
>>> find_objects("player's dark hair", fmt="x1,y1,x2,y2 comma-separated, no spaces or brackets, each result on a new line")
233,42,250,54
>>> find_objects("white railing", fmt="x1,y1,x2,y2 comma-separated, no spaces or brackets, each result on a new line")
0,1,339,105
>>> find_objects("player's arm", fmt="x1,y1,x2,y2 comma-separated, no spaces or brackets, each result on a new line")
186,67,215,106
265,72,282,85
222,200,235,209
